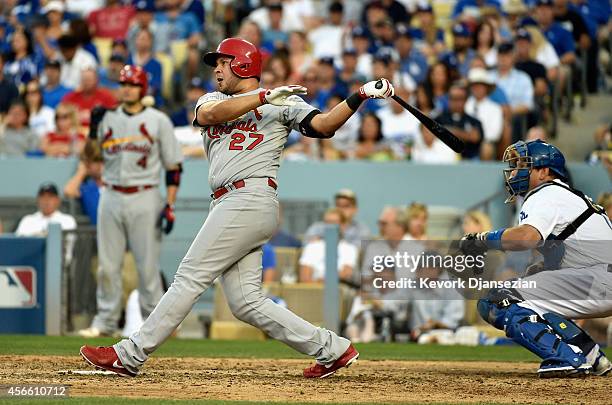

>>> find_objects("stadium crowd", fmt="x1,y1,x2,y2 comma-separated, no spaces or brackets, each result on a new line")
0,0,610,162
0,0,610,343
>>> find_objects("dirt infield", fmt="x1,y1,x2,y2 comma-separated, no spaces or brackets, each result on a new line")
0,355,608,404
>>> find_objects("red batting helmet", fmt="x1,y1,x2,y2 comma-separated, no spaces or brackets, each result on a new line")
203,38,262,80
119,65,148,97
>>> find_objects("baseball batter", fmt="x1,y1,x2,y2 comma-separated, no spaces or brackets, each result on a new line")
79,65,183,338
460,139,612,377
80,38,395,378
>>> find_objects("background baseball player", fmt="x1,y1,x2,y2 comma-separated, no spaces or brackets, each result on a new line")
80,37,394,378
79,65,183,338
459,139,612,377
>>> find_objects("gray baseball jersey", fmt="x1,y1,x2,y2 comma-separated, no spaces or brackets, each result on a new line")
193,88,316,189
98,107,183,186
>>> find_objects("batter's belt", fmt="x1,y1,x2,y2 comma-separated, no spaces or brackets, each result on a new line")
211,178,277,199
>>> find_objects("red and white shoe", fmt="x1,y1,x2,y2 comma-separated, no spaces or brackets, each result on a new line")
303,344,359,378
80,345,137,377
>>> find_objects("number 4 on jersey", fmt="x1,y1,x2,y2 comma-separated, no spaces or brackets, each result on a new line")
229,132,264,151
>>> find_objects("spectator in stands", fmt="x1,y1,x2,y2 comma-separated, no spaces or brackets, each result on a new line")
473,20,499,68
41,103,84,158
262,243,278,283
56,34,98,89
354,112,395,161
247,0,312,33
443,23,476,78
237,19,271,65
304,189,370,248
535,0,576,65
395,25,428,85
587,124,611,166
261,2,289,53
423,61,451,113
68,19,99,62
62,68,117,129
111,39,130,60
410,2,446,59
269,204,302,248
16,182,77,237
88,0,136,40
362,0,409,28
127,0,166,55
98,53,126,98
41,1,66,44
308,1,346,60
0,53,20,115
525,125,548,142
299,208,358,283
597,193,612,221
127,28,163,105
64,141,104,225
369,17,396,54
452,0,502,20
41,59,71,109
337,49,367,90
287,31,314,83
404,202,428,241
24,80,55,139
435,84,484,160
465,68,504,160
491,43,534,142
0,101,39,156
377,86,420,159
462,210,493,234
263,52,292,88
367,49,415,112
171,77,204,127
412,123,461,164
3,27,40,87
154,0,201,49
514,29,549,101
347,27,371,78
325,94,359,159
408,254,465,343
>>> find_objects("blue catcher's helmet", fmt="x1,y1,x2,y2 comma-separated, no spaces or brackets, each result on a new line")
503,139,567,203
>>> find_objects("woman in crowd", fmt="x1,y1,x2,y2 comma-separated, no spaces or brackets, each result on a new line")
423,62,451,113
0,101,39,156
24,80,55,139
40,103,84,158
473,21,499,68
3,28,40,87
287,31,314,83
354,112,395,161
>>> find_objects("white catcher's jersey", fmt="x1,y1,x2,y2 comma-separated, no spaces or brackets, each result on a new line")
194,88,317,190
519,179,612,269
97,107,183,186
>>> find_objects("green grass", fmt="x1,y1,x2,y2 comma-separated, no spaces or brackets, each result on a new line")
0,334,545,362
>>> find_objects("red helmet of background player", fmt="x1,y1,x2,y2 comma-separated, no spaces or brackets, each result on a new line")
203,38,262,80
119,65,148,97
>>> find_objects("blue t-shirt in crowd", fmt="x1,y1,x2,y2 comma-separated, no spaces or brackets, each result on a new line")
79,178,100,225
542,22,576,57
154,11,200,41
42,84,72,108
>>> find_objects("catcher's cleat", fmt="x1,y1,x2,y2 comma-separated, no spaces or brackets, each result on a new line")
80,345,137,377
592,352,612,376
537,359,591,378
303,344,359,378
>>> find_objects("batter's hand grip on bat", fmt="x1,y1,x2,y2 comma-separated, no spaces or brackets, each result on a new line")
391,95,465,153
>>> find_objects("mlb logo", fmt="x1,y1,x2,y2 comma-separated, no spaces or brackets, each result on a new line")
0,266,37,308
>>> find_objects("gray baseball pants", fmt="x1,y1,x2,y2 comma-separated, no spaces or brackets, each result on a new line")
92,187,165,333
114,178,350,373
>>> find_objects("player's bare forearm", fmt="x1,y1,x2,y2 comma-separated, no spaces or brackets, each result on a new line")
501,224,542,250
309,101,354,137
196,95,262,126
166,185,178,206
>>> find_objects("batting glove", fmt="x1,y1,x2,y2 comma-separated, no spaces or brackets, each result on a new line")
259,85,307,106
160,204,175,235
359,78,394,99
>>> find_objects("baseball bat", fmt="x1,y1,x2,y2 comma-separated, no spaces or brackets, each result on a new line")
373,80,465,153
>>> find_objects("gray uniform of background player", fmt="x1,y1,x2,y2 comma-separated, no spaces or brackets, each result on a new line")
91,107,183,334
114,89,350,373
